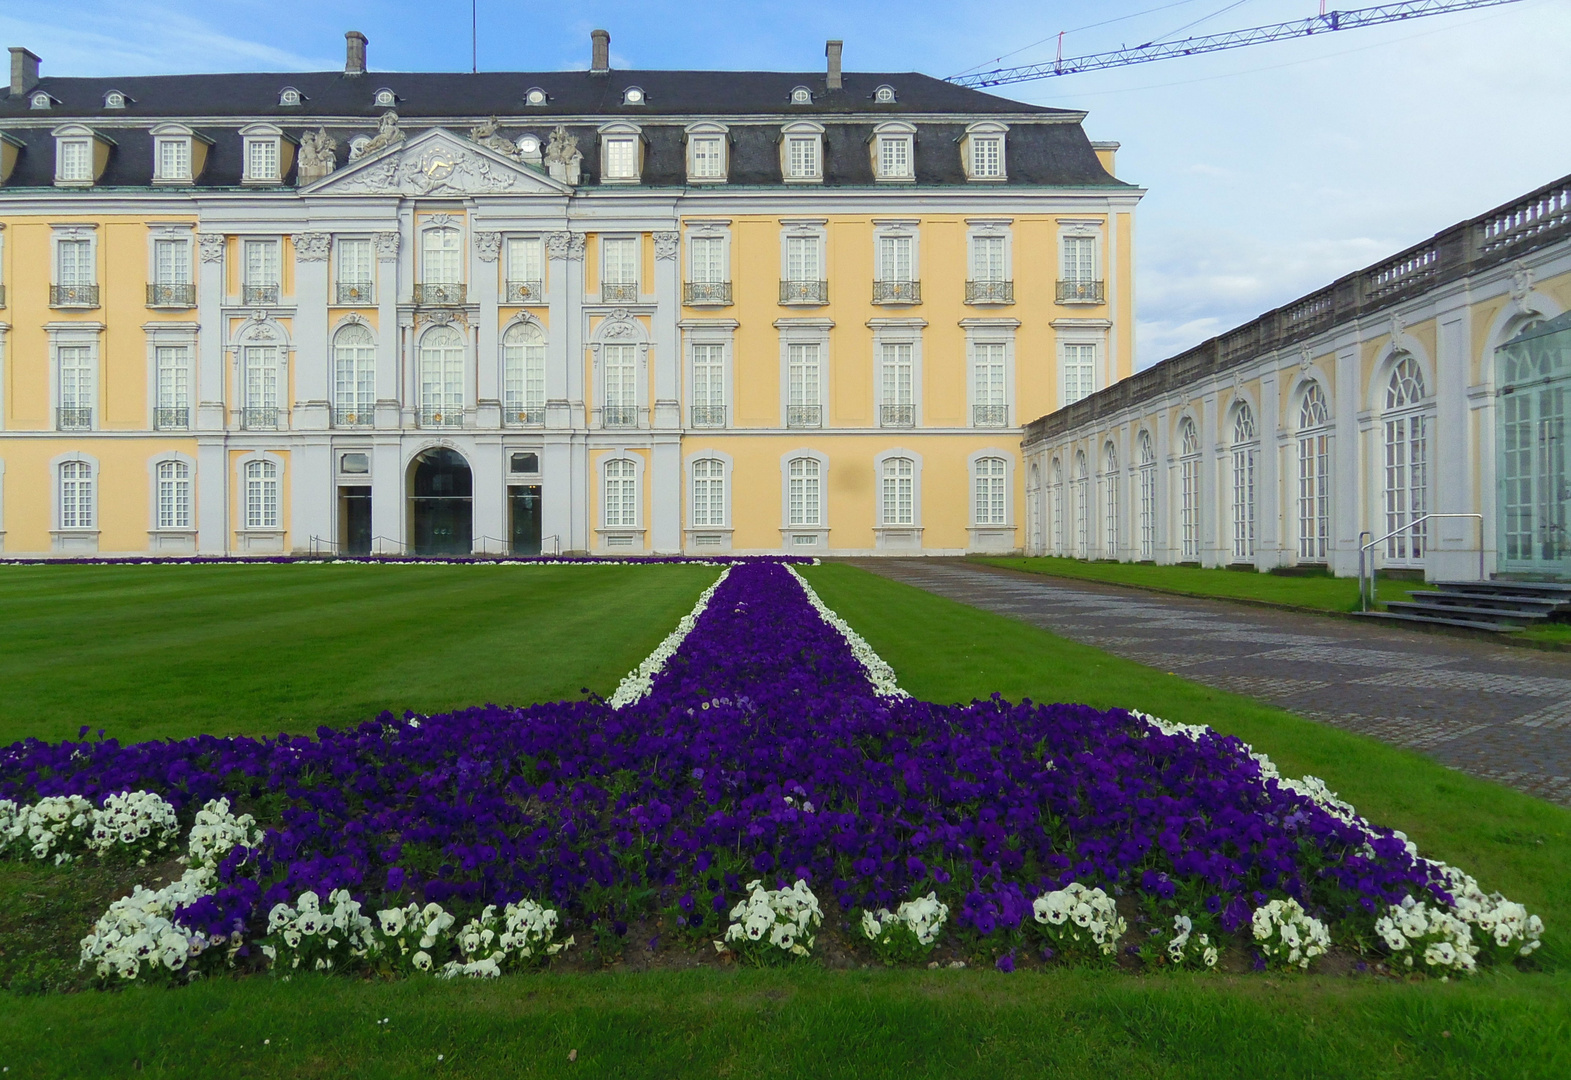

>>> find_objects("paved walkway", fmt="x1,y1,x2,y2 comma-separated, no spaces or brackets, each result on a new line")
854,559,1571,807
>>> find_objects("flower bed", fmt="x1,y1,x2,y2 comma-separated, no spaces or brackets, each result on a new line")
0,562,1543,982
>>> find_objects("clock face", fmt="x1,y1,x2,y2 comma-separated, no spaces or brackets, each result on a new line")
424,156,456,181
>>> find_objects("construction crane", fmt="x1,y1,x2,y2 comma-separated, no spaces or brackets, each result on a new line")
949,0,1525,88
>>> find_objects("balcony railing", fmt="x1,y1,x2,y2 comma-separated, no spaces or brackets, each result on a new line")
787,404,822,428
147,283,196,308
336,281,375,305
779,279,828,305
505,406,545,426
50,284,100,308
966,279,1014,304
56,406,93,431
872,279,921,304
690,404,727,428
419,405,464,428
154,406,189,430
243,283,279,305
241,407,277,430
684,281,733,306
879,403,915,428
603,405,638,428
413,282,466,306
601,281,639,303
333,406,372,427
1056,279,1105,304
972,404,1008,428
506,280,544,305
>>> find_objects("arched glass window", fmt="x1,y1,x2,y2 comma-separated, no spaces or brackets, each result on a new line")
332,323,375,427
788,457,821,527
1050,458,1064,555
1231,403,1256,560
1383,356,1429,562
503,322,546,425
1178,417,1201,561
974,456,1007,526
603,458,638,527
1103,442,1119,558
1072,449,1089,559
880,457,915,525
421,227,462,284
419,325,465,427
244,459,278,529
1297,383,1332,561
1137,430,1156,560
59,460,94,529
692,459,726,527
156,460,191,529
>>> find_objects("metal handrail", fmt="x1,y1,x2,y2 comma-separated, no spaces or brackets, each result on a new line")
1358,513,1484,611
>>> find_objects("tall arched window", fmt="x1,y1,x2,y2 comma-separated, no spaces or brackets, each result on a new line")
59,460,95,529
419,325,465,427
1383,356,1429,563
421,227,462,285
880,457,915,525
503,322,546,425
1137,430,1156,560
1179,417,1201,561
244,460,278,529
974,456,1007,526
1102,442,1119,558
1297,383,1332,561
603,458,638,527
156,460,191,529
692,458,726,527
1050,458,1064,555
788,457,821,527
332,323,375,427
1231,403,1256,560
1072,449,1089,559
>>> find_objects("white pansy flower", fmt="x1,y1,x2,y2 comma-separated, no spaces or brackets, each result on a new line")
1032,883,1126,958
1251,899,1330,971
720,880,823,961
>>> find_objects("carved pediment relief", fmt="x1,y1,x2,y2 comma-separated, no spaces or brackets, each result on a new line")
303,128,569,197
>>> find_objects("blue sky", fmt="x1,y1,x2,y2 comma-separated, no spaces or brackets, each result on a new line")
4,0,1567,366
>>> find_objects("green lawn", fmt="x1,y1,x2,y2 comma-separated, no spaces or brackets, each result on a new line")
0,562,1566,1079
0,563,718,746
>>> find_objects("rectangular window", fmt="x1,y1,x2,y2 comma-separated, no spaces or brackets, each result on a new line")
786,136,819,179
1062,236,1096,284
1139,463,1157,560
603,460,638,527
690,136,725,179
603,343,637,426
975,459,1008,526
156,345,190,428
603,138,639,180
785,236,820,282
971,136,1002,178
338,238,372,283
245,139,279,182
1299,433,1330,560
1384,415,1428,560
421,228,463,285
879,342,914,429
505,237,542,284
877,236,913,282
881,458,915,525
603,238,638,285
787,343,821,426
1062,344,1096,405
58,140,92,182
244,346,279,412
153,238,190,285
692,343,725,426
1105,471,1120,557
690,236,724,283
244,240,279,286
245,463,279,529
502,331,545,423
692,459,726,527
879,136,911,178
156,462,191,530
156,139,190,182
1181,458,1201,561
972,236,1005,282
60,463,94,529
57,239,94,286
788,458,821,526
58,346,94,409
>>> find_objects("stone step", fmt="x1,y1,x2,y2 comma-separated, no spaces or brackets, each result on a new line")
1355,610,1518,633
1385,600,1548,622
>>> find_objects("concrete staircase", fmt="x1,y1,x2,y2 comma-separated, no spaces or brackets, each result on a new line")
1359,580,1571,632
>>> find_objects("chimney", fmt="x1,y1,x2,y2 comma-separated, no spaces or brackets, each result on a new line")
825,39,843,90
590,29,610,74
9,48,40,97
344,31,368,76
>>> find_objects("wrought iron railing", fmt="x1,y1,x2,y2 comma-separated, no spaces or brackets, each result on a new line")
506,280,544,304
419,405,464,428
241,407,277,430
787,404,822,428
413,282,466,305
972,404,1008,428
879,403,915,428
684,281,732,305
1056,279,1105,304
243,283,279,305
603,405,638,428
146,283,196,307
506,406,545,426
601,282,639,303
966,279,1014,304
50,284,100,307
779,279,828,305
154,406,189,430
56,406,93,430
872,279,921,304
336,281,375,305
333,406,372,427
690,404,727,428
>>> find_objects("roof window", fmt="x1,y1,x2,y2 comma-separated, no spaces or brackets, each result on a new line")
30,90,51,110
279,87,303,107
103,89,128,110
790,86,813,105
373,87,397,107
525,87,548,106
874,84,897,104
622,86,645,105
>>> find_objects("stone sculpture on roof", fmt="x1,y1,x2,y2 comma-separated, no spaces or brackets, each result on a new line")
468,117,522,161
544,125,582,185
351,111,406,161
296,128,338,184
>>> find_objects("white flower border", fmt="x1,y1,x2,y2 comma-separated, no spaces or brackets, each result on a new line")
787,565,909,699
607,567,734,708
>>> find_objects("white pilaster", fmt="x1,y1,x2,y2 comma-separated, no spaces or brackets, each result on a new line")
196,233,227,430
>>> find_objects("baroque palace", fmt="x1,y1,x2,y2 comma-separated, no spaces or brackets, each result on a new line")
0,31,1138,557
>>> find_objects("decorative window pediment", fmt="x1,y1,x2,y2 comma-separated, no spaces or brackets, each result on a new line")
963,121,1008,182
51,124,113,187
871,121,916,182
598,122,643,184
150,123,208,185
780,121,824,183
685,122,729,183
239,123,292,185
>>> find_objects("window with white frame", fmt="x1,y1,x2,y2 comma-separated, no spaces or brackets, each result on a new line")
974,457,1008,526
967,130,1005,180
243,239,280,303
59,461,95,529
880,457,916,525
155,345,190,429
973,341,1007,427
243,133,281,183
151,235,192,306
602,237,639,296
687,132,727,181
57,345,95,429
1137,430,1156,561
783,233,824,301
972,233,1006,284
875,232,917,303
505,237,543,303
1062,343,1096,405
1072,451,1089,558
691,458,726,527
1062,235,1096,285
601,135,640,182
603,458,638,526
1050,459,1064,554
602,343,637,427
689,235,724,283
337,238,373,304
1383,356,1430,563
154,136,192,184
1231,404,1257,560
873,127,914,181
55,134,93,185
1103,443,1120,557
503,322,546,425
156,460,192,530
244,460,279,529
1179,418,1201,561
878,342,914,428
782,127,822,181
422,227,462,284
55,234,96,306
418,326,465,426
332,324,375,426
788,457,822,526
1298,383,1332,561
691,343,726,427
242,346,279,428
787,343,822,427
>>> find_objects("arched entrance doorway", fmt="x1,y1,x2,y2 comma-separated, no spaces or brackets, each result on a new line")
409,447,473,556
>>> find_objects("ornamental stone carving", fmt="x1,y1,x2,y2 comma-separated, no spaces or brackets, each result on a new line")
1510,259,1536,313
333,143,518,197
468,117,522,161
653,231,680,260
297,128,338,185
374,232,401,260
569,233,586,260
1298,344,1313,372
350,111,405,161
546,231,585,261
197,233,226,263
429,212,454,227
543,125,582,185
292,232,331,261
473,231,503,262
1389,311,1405,345
598,310,640,339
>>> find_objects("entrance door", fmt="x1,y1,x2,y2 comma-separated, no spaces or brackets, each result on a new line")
409,448,473,556
509,485,542,555
339,486,372,555
1498,313,1571,576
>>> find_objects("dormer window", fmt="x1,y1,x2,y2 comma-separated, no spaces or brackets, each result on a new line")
52,125,108,187
790,86,813,106
622,86,645,105
30,90,52,110
963,122,1008,181
874,84,897,104
872,122,915,182
685,123,728,183
599,123,642,184
155,135,190,184
525,87,548,106
279,87,303,107
780,122,823,183
103,90,127,110
373,87,397,107
240,124,288,185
